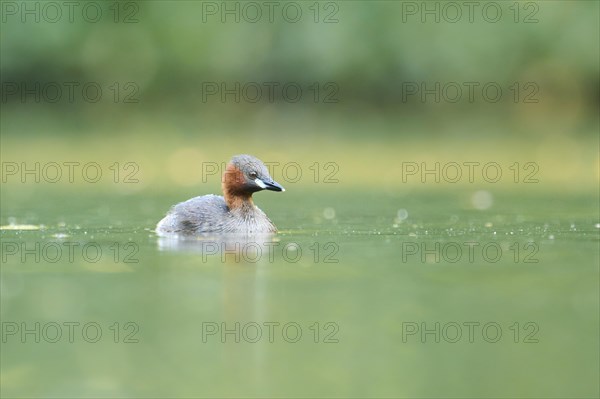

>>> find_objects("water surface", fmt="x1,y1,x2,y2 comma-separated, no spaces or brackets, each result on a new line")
1,188,598,397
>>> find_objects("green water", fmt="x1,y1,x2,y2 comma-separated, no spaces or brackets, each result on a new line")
1,188,598,398
1,0,598,396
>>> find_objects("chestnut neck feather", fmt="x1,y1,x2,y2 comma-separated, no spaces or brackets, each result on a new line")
222,163,254,210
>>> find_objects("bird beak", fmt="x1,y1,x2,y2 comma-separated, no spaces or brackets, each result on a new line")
255,178,285,192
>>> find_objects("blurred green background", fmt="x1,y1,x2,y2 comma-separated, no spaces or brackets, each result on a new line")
1,1,599,398
1,0,598,190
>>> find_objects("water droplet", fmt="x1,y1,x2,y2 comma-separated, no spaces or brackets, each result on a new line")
323,207,336,220
396,209,408,221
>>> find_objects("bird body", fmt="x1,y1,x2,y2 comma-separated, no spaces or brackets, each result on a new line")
156,155,284,235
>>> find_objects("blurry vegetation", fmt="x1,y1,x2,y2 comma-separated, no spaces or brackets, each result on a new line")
0,1,598,192
1,1,598,132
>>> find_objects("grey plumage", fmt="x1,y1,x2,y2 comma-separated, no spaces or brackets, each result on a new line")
156,155,283,236
156,194,276,235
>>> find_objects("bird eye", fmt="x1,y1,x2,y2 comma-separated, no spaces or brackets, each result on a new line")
249,172,258,179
